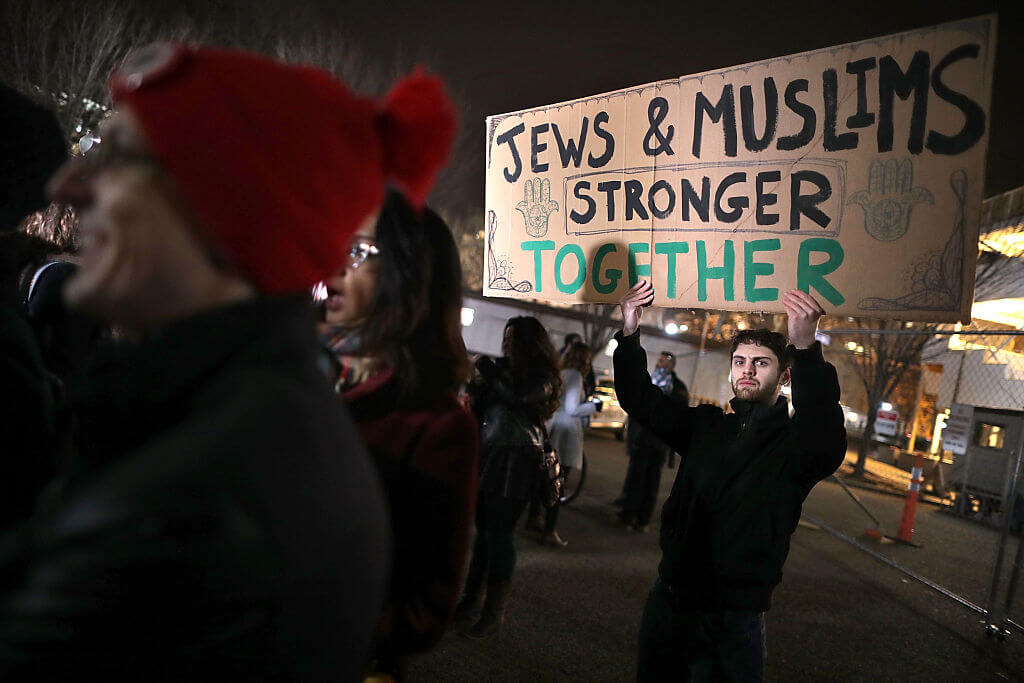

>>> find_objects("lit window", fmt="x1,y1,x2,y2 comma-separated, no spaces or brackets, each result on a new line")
974,422,1005,450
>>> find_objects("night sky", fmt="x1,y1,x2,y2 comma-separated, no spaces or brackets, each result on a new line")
309,0,1023,210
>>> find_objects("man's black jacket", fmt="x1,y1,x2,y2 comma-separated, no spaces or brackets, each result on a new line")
613,330,846,612
0,297,390,681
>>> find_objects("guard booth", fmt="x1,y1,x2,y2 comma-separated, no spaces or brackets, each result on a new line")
947,406,1024,523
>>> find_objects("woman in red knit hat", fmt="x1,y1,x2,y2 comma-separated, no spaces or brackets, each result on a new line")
321,192,477,680
0,44,456,682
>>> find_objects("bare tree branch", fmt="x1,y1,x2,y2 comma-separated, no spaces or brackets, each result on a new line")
843,316,937,476
579,303,620,354
0,0,386,250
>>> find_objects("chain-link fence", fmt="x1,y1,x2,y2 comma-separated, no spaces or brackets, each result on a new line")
805,326,1024,648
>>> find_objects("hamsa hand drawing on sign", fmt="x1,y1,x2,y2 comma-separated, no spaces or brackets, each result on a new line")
847,159,934,242
516,177,559,238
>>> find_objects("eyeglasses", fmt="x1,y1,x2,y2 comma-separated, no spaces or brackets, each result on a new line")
346,238,380,270
75,137,163,177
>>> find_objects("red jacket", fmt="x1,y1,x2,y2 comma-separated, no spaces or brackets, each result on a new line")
343,369,478,666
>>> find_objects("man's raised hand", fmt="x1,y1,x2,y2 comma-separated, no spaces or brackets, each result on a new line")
619,280,654,337
783,289,824,349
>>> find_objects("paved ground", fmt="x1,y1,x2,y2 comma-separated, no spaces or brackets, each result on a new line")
410,432,1024,682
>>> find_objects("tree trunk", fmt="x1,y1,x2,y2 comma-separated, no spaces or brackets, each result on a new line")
581,304,618,356
855,399,879,477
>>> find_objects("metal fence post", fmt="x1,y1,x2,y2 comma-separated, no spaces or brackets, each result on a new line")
984,426,1024,638
951,350,974,516
1002,519,1024,634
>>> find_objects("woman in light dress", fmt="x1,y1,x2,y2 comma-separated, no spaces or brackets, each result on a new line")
537,341,597,546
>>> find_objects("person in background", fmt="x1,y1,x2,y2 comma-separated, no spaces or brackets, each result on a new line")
320,192,478,680
614,351,688,517
0,44,454,681
559,331,596,397
18,244,106,477
655,352,689,469
530,340,598,547
19,252,103,393
558,332,580,356
457,316,561,638
0,81,67,529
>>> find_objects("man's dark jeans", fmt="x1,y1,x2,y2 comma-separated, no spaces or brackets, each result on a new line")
637,580,766,682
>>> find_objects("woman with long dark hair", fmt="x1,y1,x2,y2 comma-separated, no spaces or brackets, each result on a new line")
322,192,477,679
457,315,561,638
532,340,597,546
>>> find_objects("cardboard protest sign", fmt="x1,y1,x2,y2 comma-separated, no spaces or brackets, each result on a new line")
483,15,996,322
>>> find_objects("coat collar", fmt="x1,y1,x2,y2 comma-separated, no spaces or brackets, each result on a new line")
341,367,399,423
75,295,318,459
728,395,789,423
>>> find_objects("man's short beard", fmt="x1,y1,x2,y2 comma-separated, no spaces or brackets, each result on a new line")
731,379,780,403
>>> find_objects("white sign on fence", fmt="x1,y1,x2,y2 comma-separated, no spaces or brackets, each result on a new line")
874,409,900,438
943,402,974,455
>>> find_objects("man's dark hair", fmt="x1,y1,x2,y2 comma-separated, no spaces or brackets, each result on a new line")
564,332,582,347
660,351,675,361
730,329,791,370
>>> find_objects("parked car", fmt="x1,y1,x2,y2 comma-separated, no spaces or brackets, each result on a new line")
840,404,910,448
841,404,867,439
590,378,627,440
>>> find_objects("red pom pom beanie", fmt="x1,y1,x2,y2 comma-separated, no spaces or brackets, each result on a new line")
109,44,456,294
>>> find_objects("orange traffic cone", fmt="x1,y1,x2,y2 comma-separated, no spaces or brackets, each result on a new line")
893,452,924,546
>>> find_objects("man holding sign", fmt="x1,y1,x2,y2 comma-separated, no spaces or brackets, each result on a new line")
613,282,846,680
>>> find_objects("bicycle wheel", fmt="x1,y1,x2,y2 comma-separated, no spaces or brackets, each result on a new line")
559,451,586,505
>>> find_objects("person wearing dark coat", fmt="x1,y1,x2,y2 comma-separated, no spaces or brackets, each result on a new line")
0,240,57,527
0,44,455,680
344,372,477,674
323,194,478,680
614,281,846,682
458,316,561,638
16,297,389,681
19,258,103,393
618,350,689,532
0,81,67,529
17,252,106,483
